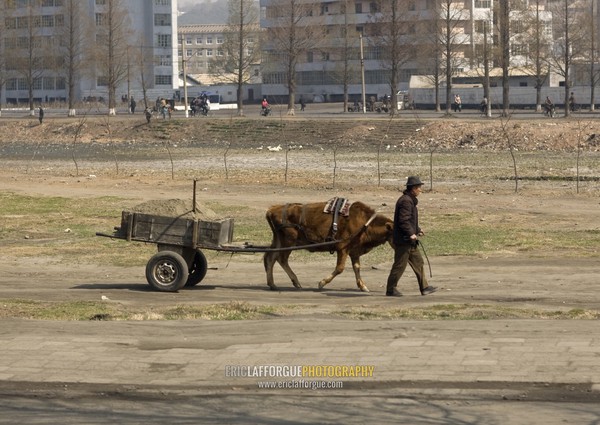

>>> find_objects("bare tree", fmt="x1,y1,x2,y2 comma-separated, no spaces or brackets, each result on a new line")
547,0,585,117
94,0,132,115
369,1,415,115
4,2,47,116
264,0,325,115
417,13,445,113
60,0,90,116
498,0,511,116
340,0,359,113
209,0,260,117
439,0,469,114
0,3,6,117
518,0,553,112
579,0,600,111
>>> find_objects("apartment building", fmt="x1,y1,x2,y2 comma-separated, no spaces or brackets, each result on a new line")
177,23,262,102
178,24,261,78
258,0,502,102
258,0,569,102
1,0,178,106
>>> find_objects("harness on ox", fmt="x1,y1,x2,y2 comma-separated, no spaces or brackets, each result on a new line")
278,197,349,243
323,197,350,237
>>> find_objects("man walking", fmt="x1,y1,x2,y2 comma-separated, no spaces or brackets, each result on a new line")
386,176,437,297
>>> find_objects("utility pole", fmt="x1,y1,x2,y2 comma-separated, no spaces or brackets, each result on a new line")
360,34,366,114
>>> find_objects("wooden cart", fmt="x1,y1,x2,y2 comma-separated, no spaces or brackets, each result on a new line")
97,210,235,292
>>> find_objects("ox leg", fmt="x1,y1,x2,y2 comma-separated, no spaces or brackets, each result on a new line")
277,250,302,289
318,251,347,290
263,251,279,290
264,250,302,290
350,254,369,292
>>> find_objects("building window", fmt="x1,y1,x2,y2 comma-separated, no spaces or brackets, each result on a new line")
96,0,106,5
186,49,192,57
474,0,491,8
97,76,108,87
157,34,171,48
355,3,362,13
217,37,224,44
41,15,55,27
6,79,17,91
154,14,171,26
206,48,213,56
157,55,172,66
196,36,203,43
307,51,313,63
42,0,63,6
196,49,203,56
43,77,55,90
155,75,172,85
206,36,213,44
17,16,29,29
95,13,106,26
154,0,171,5
217,49,224,56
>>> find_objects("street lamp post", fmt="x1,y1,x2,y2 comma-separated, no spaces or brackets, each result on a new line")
359,34,366,114
182,55,189,118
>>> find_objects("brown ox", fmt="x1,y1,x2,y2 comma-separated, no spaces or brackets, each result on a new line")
264,201,393,292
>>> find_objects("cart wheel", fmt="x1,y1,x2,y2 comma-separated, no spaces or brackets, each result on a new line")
186,250,208,287
145,251,188,292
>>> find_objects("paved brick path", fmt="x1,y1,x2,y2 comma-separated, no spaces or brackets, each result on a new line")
1,319,599,393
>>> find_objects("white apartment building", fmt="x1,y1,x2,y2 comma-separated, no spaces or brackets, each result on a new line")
1,0,179,106
259,0,502,102
177,24,262,103
258,0,566,103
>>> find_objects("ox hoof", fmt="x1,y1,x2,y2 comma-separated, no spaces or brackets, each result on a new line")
268,285,279,291
317,281,327,290
358,286,370,293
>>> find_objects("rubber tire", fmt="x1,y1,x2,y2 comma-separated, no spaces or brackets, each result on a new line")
145,251,188,292
185,250,208,287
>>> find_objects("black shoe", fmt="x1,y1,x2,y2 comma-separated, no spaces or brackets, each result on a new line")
386,289,402,297
421,286,437,296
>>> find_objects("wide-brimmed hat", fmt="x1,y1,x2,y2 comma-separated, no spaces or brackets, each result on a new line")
406,176,424,187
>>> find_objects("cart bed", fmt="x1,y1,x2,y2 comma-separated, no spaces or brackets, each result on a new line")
115,211,234,248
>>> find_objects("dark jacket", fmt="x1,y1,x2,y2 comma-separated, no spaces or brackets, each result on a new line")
392,190,421,245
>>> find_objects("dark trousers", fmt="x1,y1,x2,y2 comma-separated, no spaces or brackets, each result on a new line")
386,243,428,293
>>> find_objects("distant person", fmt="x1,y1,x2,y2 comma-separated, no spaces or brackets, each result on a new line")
480,97,488,115
130,97,136,114
453,94,462,112
299,96,306,111
569,92,576,112
261,97,271,116
160,98,167,119
38,107,44,124
544,96,554,117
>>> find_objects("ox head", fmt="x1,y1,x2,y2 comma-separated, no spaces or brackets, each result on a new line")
365,213,394,249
